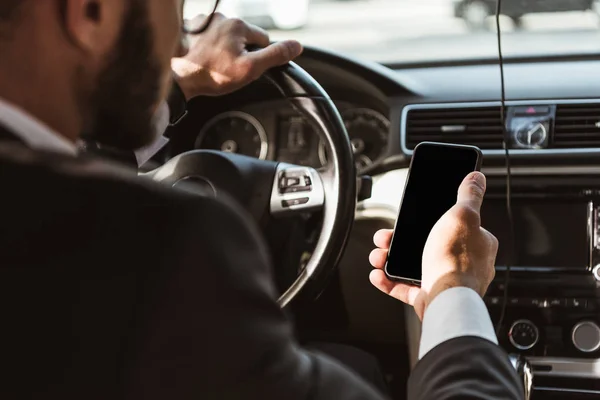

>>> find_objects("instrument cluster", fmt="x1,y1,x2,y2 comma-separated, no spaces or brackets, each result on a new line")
194,101,390,174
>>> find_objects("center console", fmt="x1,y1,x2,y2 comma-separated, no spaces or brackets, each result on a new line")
482,174,600,396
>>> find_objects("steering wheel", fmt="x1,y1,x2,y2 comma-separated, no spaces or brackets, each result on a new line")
144,62,356,307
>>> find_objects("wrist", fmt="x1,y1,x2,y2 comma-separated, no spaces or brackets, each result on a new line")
424,275,482,311
172,74,195,102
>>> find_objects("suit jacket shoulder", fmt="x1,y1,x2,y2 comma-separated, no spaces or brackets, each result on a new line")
0,144,266,397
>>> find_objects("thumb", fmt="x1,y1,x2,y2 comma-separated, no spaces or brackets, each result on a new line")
246,40,303,71
456,171,486,213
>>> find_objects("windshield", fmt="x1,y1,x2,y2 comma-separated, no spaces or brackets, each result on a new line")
184,0,600,65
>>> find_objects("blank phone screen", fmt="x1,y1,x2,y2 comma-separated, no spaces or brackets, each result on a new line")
386,143,480,281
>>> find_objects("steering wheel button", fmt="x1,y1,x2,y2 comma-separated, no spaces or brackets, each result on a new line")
283,186,311,194
282,197,310,207
286,177,301,187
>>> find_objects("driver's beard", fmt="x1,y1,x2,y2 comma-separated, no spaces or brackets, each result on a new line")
81,0,163,151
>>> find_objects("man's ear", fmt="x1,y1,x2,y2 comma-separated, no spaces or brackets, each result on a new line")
62,0,124,56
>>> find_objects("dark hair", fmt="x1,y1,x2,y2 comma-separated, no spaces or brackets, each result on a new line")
0,0,22,22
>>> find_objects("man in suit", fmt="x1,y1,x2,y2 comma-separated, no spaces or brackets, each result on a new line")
0,0,522,399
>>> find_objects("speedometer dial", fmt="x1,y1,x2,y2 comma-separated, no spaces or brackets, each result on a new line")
319,108,390,172
195,111,268,160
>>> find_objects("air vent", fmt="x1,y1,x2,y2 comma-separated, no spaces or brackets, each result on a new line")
405,106,504,150
554,103,600,148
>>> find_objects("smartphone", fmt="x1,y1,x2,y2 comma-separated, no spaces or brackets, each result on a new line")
384,142,482,285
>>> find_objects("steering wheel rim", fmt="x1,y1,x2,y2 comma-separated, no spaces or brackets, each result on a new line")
146,62,356,307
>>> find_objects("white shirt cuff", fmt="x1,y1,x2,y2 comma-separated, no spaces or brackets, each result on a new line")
134,101,171,166
418,287,497,360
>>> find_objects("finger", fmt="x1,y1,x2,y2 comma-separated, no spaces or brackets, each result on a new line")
456,171,486,213
243,22,271,48
369,270,421,305
482,227,499,254
369,248,388,269
373,229,393,249
246,40,303,70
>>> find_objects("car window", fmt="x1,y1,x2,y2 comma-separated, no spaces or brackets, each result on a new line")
184,0,600,65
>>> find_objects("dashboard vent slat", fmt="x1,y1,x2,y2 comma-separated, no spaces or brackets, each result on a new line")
405,106,503,150
554,104,600,148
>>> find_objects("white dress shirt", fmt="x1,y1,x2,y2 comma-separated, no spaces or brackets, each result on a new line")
0,96,497,361
0,97,171,163
0,97,78,155
419,287,498,359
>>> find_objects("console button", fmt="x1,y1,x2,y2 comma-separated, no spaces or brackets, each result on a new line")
485,296,500,306
514,106,551,116
572,321,600,353
549,298,564,307
567,298,587,309
509,320,539,350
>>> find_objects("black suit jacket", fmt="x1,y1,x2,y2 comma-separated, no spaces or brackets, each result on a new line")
409,337,523,399
0,125,521,399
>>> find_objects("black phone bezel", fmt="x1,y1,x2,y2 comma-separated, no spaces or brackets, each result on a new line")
383,141,483,285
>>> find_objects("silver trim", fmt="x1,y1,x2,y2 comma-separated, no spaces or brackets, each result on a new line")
270,163,325,216
589,202,595,273
508,354,533,400
514,121,547,149
535,387,600,395
509,319,539,350
317,107,391,173
593,264,600,282
528,356,600,378
572,321,600,353
482,165,600,176
195,111,269,160
523,360,533,400
400,99,600,156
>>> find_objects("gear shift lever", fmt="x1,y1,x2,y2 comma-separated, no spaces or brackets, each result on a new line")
508,354,533,400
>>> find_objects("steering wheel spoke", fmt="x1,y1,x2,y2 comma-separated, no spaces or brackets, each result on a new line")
270,163,325,216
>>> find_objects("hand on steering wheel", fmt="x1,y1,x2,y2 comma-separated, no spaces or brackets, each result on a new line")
172,13,303,98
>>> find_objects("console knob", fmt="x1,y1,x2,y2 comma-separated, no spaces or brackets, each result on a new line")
593,264,600,282
572,321,600,353
509,320,539,350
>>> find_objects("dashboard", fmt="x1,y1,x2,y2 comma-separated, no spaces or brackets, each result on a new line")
163,46,600,399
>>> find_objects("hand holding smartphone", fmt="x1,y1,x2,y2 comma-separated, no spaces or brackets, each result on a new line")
384,142,483,286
